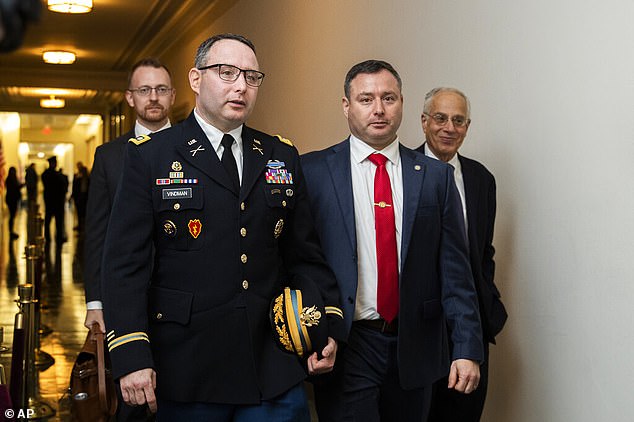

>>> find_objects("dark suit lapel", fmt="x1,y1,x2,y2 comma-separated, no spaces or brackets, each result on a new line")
400,145,425,271
326,139,356,253
459,154,479,251
240,126,272,201
174,114,236,195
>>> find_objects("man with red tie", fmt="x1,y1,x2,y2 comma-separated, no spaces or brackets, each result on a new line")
301,60,483,421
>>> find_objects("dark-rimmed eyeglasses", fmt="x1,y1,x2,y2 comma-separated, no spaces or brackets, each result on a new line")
127,86,173,97
423,112,469,128
197,63,265,87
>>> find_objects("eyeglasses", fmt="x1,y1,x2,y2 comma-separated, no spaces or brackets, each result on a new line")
128,86,173,97
423,112,469,128
197,63,265,87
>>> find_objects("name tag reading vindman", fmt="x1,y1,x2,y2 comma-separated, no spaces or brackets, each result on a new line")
162,187,193,200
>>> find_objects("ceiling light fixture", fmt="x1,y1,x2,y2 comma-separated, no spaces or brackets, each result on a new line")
47,0,93,14
40,96,65,109
43,50,76,64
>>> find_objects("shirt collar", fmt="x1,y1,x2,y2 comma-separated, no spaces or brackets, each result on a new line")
424,142,461,172
350,134,401,165
135,120,171,137
193,108,243,154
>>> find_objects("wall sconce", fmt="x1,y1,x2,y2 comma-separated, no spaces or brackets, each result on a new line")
40,96,65,108
43,50,76,64
48,0,93,14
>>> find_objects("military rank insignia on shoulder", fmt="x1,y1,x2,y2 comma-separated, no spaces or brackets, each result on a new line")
129,134,151,145
274,135,294,147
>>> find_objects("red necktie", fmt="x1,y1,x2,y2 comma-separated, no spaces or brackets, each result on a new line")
367,153,399,323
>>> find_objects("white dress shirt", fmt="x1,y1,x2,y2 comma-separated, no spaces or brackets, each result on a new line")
350,135,403,321
424,143,468,231
194,108,244,183
135,119,171,137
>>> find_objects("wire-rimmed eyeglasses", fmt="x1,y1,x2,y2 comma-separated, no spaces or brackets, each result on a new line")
423,112,470,128
127,86,173,97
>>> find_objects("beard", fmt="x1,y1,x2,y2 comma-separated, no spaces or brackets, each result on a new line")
137,103,168,123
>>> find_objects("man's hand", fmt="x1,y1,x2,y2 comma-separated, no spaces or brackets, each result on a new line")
84,309,105,333
307,337,337,375
448,359,480,394
119,368,157,413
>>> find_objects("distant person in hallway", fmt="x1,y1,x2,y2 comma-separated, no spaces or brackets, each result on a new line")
83,57,175,422
71,161,90,232
301,60,483,422
102,33,344,421
417,87,508,422
5,166,23,239
41,156,67,246
25,162,37,203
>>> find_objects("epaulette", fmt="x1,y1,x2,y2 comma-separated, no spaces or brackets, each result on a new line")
274,134,294,147
128,134,151,145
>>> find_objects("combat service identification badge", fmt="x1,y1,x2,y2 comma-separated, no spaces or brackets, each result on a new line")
188,219,202,239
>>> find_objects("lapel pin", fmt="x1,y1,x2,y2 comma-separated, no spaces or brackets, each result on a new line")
252,144,264,155
171,161,182,171
254,139,261,145
190,145,205,156
188,139,197,146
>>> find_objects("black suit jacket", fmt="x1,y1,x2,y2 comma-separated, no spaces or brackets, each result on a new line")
102,113,345,404
415,145,507,344
458,153,508,343
83,130,133,303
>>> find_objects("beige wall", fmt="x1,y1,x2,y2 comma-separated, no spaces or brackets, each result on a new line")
161,0,634,420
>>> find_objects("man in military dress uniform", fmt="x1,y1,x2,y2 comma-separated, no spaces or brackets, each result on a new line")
102,34,345,421
84,58,175,421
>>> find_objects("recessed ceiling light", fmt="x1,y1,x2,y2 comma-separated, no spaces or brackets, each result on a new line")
40,96,65,109
43,50,76,64
48,0,93,14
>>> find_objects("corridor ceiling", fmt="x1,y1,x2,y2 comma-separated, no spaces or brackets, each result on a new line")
0,0,220,129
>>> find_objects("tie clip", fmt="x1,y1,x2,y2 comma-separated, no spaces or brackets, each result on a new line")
374,201,392,208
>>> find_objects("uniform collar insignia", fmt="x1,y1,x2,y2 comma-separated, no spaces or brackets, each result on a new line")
190,145,205,156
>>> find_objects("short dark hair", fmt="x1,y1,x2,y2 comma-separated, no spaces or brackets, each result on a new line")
127,58,172,88
344,60,402,99
194,33,257,68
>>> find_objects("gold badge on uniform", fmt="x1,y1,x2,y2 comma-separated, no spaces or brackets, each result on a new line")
163,220,177,237
188,219,202,239
274,218,284,239
171,161,182,171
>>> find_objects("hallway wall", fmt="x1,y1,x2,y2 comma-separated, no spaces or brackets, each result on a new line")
161,0,634,420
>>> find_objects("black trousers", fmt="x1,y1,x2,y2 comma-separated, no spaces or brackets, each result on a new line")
427,343,490,422
314,323,431,422
44,205,65,243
